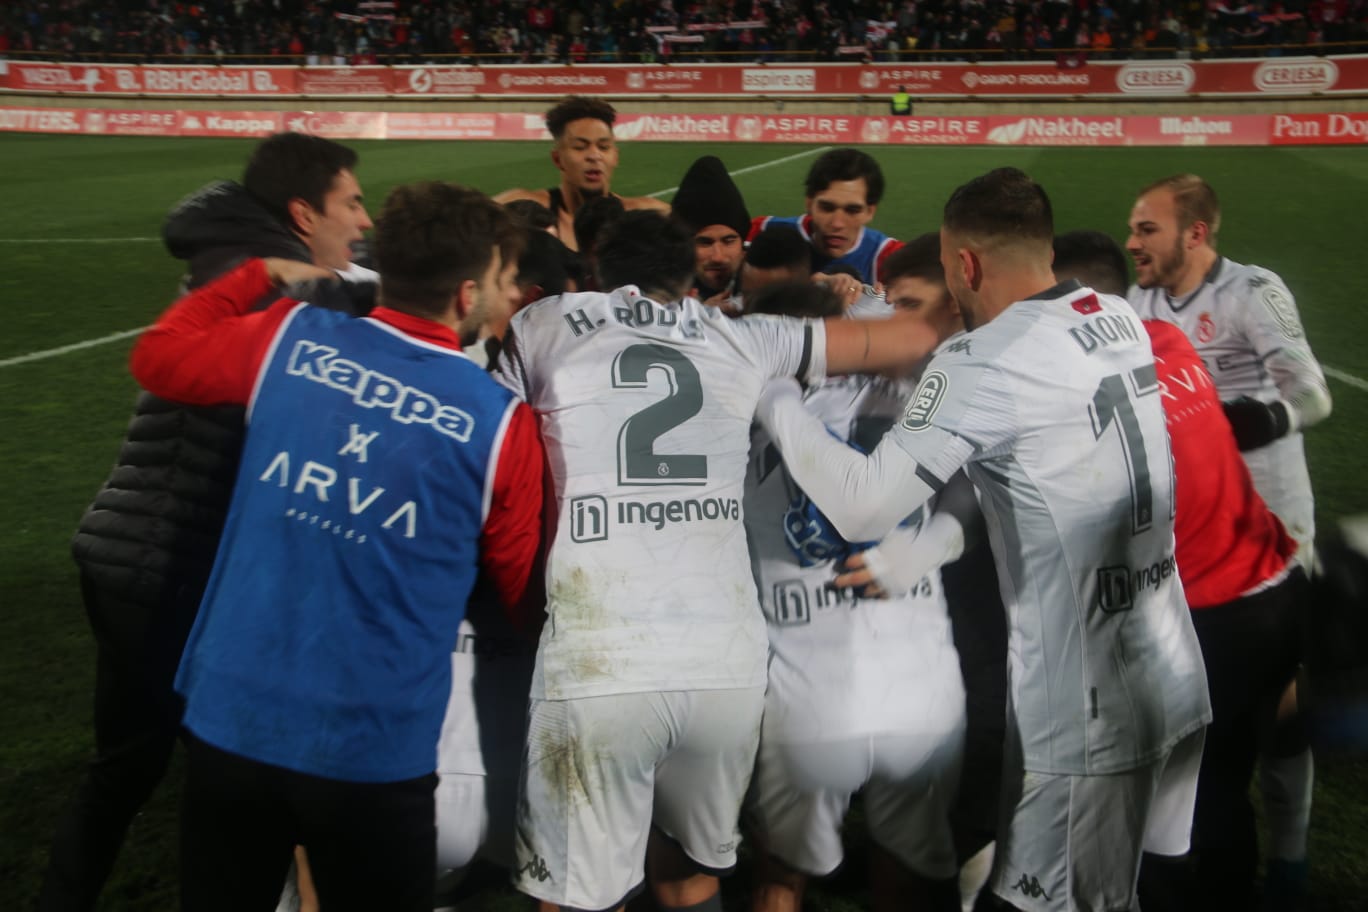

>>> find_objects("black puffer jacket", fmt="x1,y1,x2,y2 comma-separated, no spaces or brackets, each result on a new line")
71,181,376,606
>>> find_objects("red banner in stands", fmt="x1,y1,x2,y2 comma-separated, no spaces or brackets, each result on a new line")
5,57,1368,98
1268,111,1368,143
4,106,1364,146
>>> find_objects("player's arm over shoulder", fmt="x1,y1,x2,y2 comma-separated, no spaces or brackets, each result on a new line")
621,194,670,213
492,187,550,206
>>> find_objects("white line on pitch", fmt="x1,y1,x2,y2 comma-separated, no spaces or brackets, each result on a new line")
0,327,148,368
1325,365,1368,393
648,145,833,198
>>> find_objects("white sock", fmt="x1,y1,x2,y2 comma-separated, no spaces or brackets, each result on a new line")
959,841,995,912
1261,748,1314,861
274,859,301,912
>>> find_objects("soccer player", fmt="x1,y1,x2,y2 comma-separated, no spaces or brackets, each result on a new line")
129,182,543,912
742,277,967,912
867,233,1009,912
43,132,376,912
1058,228,1308,910
669,154,751,307
494,95,669,251
1126,175,1331,903
748,148,902,285
755,168,1211,912
493,210,941,912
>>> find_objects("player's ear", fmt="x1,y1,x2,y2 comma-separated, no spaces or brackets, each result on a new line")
286,197,316,237
455,278,479,320
956,247,982,291
551,146,563,171
1187,219,1210,249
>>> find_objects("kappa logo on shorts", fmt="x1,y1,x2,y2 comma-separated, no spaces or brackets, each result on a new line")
901,370,948,432
1013,872,1053,900
518,853,553,883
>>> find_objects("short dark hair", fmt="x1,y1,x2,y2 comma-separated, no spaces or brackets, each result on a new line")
374,182,521,317
545,96,617,140
518,229,573,299
745,225,812,274
1053,230,1130,296
804,148,885,205
504,199,556,232
748,280,844,319
881,232,943,286
943,167,1053,254
595,210,695,301
573,195,625,255
243,132,358,232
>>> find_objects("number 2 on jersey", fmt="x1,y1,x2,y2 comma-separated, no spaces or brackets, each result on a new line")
1088,363,1172,535
612,343,708,485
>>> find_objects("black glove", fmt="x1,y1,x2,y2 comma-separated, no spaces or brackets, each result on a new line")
1222,396,1292,451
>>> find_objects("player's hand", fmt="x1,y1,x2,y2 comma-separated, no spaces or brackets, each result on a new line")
812,271,863,310
834,552,888,599
702,289,743,317
262,257,337,288
1222,396,1292,450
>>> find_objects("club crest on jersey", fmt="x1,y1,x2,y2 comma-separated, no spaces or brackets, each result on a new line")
1196,311,1216,343
1259,283,1304,340
1071,294,1102,315
901,370,948,432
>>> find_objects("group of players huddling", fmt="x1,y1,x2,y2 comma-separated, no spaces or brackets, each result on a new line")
40,96,1362,912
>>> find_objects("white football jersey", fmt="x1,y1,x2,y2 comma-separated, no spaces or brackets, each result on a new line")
893,281,1210,775
746,372,964,745
496,287,826,700
1128,258,1324,549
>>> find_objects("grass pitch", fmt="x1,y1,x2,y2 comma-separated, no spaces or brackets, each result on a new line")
1,135,1365,909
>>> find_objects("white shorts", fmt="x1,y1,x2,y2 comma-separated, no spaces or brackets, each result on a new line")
435,768,520,871
513,687,765,911
749,729,964,879
991,727,1206,912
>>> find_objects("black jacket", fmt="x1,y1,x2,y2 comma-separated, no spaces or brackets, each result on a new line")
72,181,376,606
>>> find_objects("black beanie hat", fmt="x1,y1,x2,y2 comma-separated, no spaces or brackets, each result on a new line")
670,155,751,238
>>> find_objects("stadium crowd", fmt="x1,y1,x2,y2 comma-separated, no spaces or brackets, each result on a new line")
2,0,1367,64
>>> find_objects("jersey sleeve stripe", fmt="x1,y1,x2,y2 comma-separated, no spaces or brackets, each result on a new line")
246,302,308,425
481,397,520,525
796,323,813,384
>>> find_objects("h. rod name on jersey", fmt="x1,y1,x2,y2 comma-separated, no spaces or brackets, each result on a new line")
569,493,741,541
563,301,705,340
1069,312,1140,356
285,339,476,442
